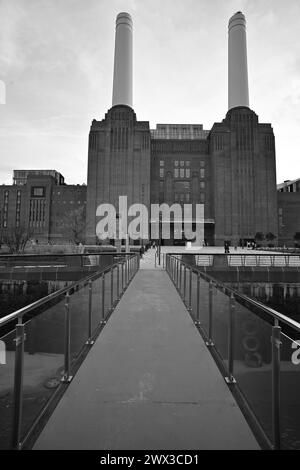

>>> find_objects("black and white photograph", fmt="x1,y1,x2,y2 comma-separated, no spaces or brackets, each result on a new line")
0,0,300,454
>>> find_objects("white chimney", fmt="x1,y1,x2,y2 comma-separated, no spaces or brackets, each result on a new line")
228,11,249,110
112,12,133,108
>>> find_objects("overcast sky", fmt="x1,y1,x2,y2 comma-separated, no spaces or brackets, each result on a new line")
0,0,299,185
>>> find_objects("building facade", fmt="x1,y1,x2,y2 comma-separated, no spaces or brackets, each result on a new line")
85,105,278,246
277,179,300,246
0,171,86,244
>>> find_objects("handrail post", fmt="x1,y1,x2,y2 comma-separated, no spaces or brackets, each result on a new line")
195,273,201,325
12,318,25,450
206,281,214,347
225,294,236,384
179,262,182,294
122,261,124,292
183,266,187,304
125,257,128,286
110,267,114,310
117,263,120,299
272,322,282,450
173,257,176,284
101,273,106,325
188,268,192,312
62,292,73,383
86,280,94,346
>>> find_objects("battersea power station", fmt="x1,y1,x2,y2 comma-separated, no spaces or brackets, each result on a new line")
1,11,286,247
85,11,278,246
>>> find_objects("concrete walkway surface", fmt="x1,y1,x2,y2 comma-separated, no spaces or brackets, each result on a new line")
34,268,259,450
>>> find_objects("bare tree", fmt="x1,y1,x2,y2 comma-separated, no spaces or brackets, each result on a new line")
2,225,33,253
61,206,86,245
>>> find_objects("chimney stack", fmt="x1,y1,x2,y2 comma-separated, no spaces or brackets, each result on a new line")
112,12,133,108
228,11,249,110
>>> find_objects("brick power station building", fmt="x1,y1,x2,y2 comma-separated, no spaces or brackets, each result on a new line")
85,11,278,246
1,12,299,247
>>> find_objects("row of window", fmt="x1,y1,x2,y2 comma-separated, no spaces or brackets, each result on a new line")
3,191,9,227
174,193,206,203
16,190,21,227
160,168,206,179
160,160,205,168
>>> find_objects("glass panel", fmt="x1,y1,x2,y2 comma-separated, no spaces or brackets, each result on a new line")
104,271,112,319
0,329,16,449
199,277,210,336
22,295,66,440
69,284,89,360
191,271,198,321
179,264,185,298
280,333,300,450
91,276,103,333
111,266,119,306
233,301,273,442
211,286,229,364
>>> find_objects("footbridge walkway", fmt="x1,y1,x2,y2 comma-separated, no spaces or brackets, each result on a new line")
1,249,300,450
33,250,258,450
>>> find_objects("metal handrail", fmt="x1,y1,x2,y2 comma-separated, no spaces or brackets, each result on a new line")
0,252,128,259
0,252,140,450
170,254,300,334
0,254,136,329
166,254,286,449
166,252,300,256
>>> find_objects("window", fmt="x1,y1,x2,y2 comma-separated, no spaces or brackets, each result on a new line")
31,186,45,198
180,161,184,167
200,161,205,168
174,169,179,178
200,169,205,179
200,192,205,203
174,182,190,192
174,161,179,167
160,160,164,167
186,169,190,178
186,161,190,167
160,169,164,178
200,181,205,189
180,169,185,178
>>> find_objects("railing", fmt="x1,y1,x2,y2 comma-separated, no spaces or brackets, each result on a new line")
175,253,300,267
166,253,300,450
257,247,300,254
0,252,125,269
0,253,139,450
